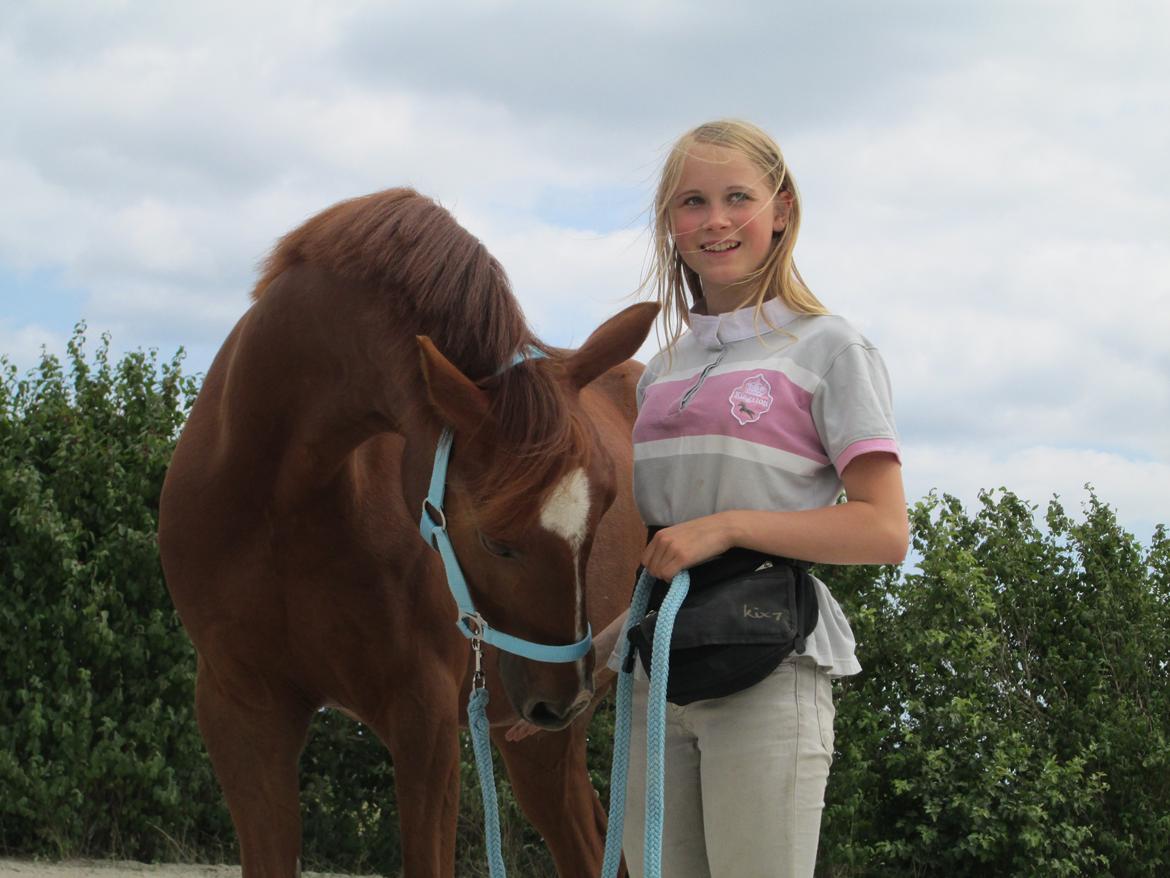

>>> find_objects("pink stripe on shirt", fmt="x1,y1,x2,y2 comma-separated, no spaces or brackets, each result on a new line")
635,369,830,465
836,438,901,475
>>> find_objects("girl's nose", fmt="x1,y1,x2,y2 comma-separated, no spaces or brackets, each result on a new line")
704,208,731,230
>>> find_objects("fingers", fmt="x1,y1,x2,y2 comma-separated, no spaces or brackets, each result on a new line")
503,720,542,742
641,532,666,579
593,665,617,692
641,530,683,580
640,514,732,579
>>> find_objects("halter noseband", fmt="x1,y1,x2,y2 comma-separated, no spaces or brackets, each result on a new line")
418,346,593,664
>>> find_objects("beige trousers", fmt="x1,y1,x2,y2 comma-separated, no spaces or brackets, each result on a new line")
620,657,835,878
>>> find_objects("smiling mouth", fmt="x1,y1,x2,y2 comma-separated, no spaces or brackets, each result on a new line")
701,241,740,253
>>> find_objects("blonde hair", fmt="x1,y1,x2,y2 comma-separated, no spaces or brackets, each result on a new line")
643,119,828,350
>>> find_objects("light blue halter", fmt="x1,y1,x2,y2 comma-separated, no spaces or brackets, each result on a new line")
417,345,593,665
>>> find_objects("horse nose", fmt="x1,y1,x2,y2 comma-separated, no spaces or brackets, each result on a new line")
524,690,591,729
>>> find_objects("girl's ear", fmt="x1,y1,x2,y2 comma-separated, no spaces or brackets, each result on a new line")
773,190,795,233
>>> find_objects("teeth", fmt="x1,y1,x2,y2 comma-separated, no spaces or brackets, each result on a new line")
704,241,739,252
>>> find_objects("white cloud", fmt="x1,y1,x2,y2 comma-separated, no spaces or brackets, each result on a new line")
0,321,66,372
460,213,650,345
0,157,97,267
0,1,1167,541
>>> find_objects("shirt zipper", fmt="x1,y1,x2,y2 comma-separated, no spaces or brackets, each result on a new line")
678,349,727,411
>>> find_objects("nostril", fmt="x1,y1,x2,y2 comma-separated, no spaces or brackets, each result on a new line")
527,702,564,726
526,693,590,728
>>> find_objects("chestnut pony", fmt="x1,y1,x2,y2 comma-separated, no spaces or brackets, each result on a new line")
158,189,655,877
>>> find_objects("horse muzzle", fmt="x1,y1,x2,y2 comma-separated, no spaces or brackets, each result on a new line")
499,651,594,729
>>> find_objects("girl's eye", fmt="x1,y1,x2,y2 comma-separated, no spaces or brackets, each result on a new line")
680,195,704,207
728,191,750,204
479,532,515,558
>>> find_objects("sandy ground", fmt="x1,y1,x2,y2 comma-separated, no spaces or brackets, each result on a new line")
0,861,379,878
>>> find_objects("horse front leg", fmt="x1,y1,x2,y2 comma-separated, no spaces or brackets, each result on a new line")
195,654,315,878
492,709,625,878
371,677,463,878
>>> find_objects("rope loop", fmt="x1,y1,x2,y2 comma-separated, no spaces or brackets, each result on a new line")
601,569,690,878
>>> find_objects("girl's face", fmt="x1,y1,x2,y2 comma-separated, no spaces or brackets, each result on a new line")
668,143,791,306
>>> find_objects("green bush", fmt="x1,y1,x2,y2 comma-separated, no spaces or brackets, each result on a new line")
0,325,223,858
820,490,1169,877
2,328,1167,876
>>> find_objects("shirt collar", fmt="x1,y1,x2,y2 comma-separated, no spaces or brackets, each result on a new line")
689,297,802,350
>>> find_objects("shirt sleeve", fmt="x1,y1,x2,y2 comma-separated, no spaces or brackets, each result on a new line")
811,343,901,476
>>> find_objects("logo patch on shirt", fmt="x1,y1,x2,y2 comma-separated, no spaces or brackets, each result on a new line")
728,373,774,425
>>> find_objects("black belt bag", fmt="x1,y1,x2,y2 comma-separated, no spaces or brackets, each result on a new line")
625,543,819,706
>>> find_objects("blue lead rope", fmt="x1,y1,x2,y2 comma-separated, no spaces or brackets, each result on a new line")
466,568,689,878
601,569,689,878
467,687,508,878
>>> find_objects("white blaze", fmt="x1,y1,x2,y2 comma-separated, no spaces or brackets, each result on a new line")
540,468,592,682
539,468,591,553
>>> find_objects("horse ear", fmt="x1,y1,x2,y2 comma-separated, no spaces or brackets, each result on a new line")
565,302,660,389
416,336,491,434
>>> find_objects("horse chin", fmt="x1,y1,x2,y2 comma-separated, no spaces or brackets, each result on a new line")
498,653,592,730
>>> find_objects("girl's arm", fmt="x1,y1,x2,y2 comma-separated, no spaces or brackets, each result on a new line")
640,452,908,580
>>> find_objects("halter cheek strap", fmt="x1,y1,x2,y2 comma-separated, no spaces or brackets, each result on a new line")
418,346,593,664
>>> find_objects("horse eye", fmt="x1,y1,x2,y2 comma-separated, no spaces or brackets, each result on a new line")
478,532,515,558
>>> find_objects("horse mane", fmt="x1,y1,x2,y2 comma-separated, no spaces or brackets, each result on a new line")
253,187,527,382
253,188,588,532
472,360,594,536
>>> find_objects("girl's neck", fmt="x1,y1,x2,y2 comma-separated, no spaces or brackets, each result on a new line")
697,284,760,316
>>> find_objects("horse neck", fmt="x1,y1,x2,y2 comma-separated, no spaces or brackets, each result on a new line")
216,259,542,515
216,265,435,504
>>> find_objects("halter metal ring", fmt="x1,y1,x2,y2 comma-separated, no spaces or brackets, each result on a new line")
460,612,487,639
422,499,447,532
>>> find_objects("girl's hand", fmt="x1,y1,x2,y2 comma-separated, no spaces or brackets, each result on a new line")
504,720,543,742
641,513,736,580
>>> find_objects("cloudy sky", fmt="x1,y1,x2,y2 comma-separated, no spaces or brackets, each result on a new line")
2,1,1167,542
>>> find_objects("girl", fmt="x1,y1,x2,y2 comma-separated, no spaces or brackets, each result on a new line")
510,119,908,877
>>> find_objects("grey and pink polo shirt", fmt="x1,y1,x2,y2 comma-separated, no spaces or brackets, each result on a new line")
628,298,902,678
633,299,900,527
